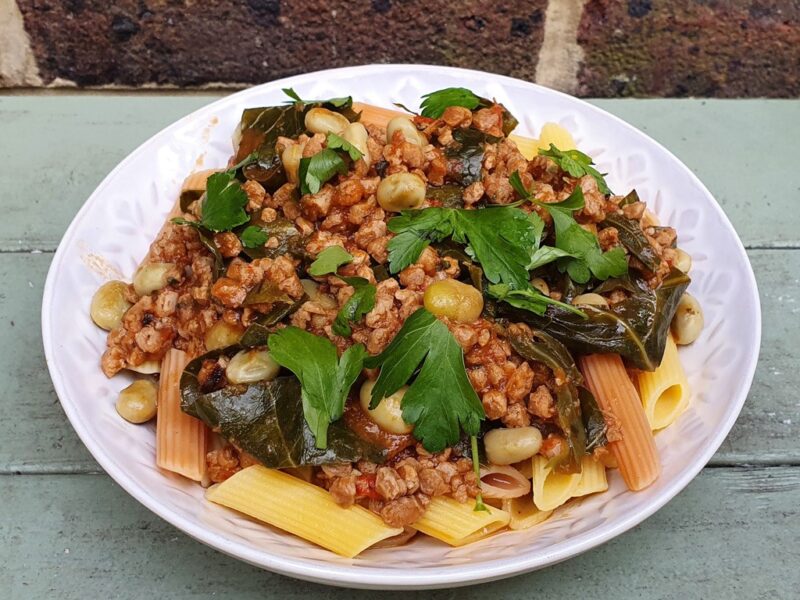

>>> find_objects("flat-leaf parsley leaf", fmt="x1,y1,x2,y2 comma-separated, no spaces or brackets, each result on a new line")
268,327,366,449
333,277,376,337
240,225,270,248
326,132,363,161
419,87,481,119
365,309,484,452
387,206,537,289
538,144,612,195
298,148,348,195
305,246,376,335
282,87,352,108
307,245,354,276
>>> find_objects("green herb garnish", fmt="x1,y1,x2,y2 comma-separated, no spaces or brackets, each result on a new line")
510,170,627,284
307,245,354,277
326,132,363,161
298,148,348,195
471,435,489,513
538,144,612,195
419,87,481,119
306,246,376,336
240,225,270,249
333,277,376,337
268,327,366,449
365,309,484,452
282,87,352,108
171,153,257,233
387,206,537,289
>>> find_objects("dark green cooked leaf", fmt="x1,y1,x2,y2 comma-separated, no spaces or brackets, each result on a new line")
602,212,661,272
506,325,585,473
500,269,690,371
181,351,384,467
580,387,608,453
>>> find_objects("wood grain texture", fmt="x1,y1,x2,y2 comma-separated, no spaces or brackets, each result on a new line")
0,97,797,250
3,250,795,473
1,468,797,598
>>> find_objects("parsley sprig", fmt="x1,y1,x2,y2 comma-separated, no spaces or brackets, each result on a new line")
171,153,258,234
510,171,628,284
419,87,481,118
387,206,537,289
240,225,269,248
282,87,352,109
326,132,363,161
298,148,347,195
538,144,612,195
365,309,484,452
387,205,584,315
268,327,366,449
307,246,377,336
298,132,363,195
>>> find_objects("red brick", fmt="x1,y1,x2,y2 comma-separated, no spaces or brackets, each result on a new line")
17,0,546,87
577,0,800,97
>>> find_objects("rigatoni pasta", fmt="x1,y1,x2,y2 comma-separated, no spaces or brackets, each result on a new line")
503,496,553,530
579,354,661,491
531,455,582,511
156,348,207,482
638,335,690,430
574,456,608,497
207,466,402,557
412,497,511,546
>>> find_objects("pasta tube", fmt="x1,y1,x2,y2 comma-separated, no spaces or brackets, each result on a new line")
180,169,219,194
531,455,582,511
206,466,402,558
502,496,553,530
574,456,608,497
413,497,510,546
579,354,660,491
638,335,690,430
353,102,539,159
156,348,208,481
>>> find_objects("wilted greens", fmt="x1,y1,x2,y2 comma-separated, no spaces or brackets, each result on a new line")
499,270,690,371
181,348,384,467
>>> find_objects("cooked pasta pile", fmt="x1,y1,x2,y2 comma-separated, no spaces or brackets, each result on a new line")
90,87,704,556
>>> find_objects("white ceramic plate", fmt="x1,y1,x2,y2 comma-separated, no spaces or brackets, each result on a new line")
42,64,760,589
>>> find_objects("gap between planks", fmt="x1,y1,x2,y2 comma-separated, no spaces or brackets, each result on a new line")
4,459,799,477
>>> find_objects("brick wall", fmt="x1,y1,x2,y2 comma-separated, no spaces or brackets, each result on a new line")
2,0,798,97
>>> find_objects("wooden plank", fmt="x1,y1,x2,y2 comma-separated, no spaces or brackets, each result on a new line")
0,97,797,251
591,99,800,250
1,467,797,597
0,252,97,473
1,249,797,472
0,96,217,252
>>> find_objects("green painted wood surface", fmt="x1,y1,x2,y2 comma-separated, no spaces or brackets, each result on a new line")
2,469,798,598
0,96,797,598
